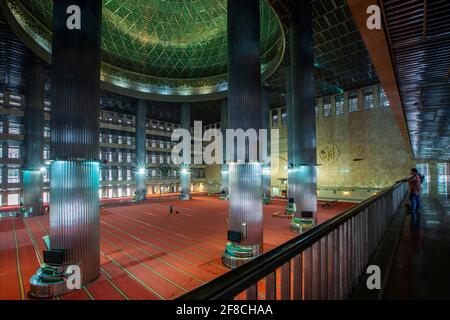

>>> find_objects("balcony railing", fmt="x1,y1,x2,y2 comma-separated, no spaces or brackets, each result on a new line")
178,181,408,300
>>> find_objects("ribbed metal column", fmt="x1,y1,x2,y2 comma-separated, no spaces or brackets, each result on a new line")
22,57,45,217
135,100,147,201
223,0,263,268
220,98,229,195
48,0,102,288
289,1,318,231
261,87,271,201
180,102,191,200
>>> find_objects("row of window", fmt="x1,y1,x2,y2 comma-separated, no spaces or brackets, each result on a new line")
99,134,175,148
0,182,202,205
0,145,50,160
0,166,206,185
271,86,390,127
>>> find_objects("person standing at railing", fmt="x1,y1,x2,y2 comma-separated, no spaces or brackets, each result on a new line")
407,168,422,216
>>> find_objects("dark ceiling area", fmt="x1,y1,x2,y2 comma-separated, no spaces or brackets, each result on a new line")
382,0,450,160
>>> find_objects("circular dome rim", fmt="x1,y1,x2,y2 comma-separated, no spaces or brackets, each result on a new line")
1,0,285,102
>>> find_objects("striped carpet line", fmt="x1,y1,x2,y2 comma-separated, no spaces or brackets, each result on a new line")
104,213,229,273
112,204,229,237
118,204,229,241
100,250,165,300
109,212,224,255
101,236,188,293
101,220,206,268
101,226,206,284
11,219,26,300
103,214,218,261
105,212,227,263
129,205,230,242
82,287,95,300
23,218,43,265
100,267,129,300
108,211,217,251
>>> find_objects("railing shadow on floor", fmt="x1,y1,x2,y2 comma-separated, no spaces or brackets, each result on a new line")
177,181,409,300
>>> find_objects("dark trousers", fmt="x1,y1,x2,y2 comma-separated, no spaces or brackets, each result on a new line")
409,193,420,215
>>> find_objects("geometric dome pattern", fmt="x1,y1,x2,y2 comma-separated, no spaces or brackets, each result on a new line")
4,0,285,101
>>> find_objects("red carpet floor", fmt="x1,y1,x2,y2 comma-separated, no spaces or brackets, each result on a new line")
0,196,355,300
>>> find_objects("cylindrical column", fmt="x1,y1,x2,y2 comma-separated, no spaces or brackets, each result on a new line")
262,86,271,203
30,0,103,298
179,102,191,200
22,57,45,217
220,98,228,196
135,100,147,201
289,1,318,232
223,0,263,268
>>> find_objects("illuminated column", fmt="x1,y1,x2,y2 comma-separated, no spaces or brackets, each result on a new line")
223,0,263,268
289,1,318,232
262,86,271,203
220,98,228,195
22,58,45,217
30,0,103,297
135,100,147,201
179,102,191,200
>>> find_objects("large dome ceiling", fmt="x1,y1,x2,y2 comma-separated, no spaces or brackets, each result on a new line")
2,0,285,101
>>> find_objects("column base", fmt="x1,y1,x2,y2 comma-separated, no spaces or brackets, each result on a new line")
134,195,147,202
23,206,44,218
290,216,316,233
222,242,262,269
179,193,192,201
29,264,70,299
219,194,229,201
285,202,296,214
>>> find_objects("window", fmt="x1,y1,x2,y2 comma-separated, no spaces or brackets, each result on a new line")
117,152,123,162
271,110,279,127
43,147,50,160
118,168,123,181
8,168,20,183
349,91,358,112
8,146,20,159
281,108,287,126
126,170,132,180
44,126,50,138
335,95,344,115
7,193,20,206
8,123,21,135
323,97,331,117
43,169,49,183
379,87,390,107
437,163,449,195
363,88,374,110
